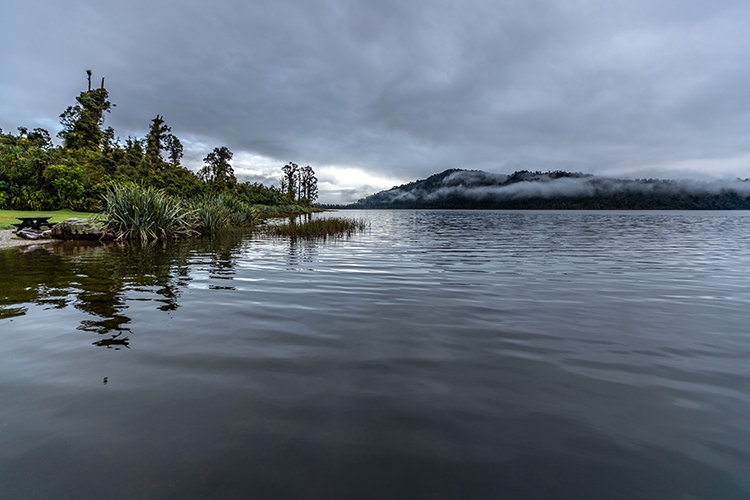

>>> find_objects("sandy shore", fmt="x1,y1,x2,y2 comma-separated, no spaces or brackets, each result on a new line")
0,229,60,249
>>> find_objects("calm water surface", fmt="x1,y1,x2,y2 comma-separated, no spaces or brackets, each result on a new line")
1,210,750,499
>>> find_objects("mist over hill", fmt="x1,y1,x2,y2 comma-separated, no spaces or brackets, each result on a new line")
339,170,750,210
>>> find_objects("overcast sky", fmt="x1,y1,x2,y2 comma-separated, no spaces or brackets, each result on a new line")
2,0,749,203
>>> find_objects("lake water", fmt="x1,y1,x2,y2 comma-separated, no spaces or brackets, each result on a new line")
2,210,750,499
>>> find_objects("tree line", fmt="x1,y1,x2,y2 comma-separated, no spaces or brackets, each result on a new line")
0,71,317,211
280,162,318,205
344,169,750,210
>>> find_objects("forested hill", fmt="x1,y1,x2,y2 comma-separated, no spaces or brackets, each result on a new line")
345,169,750,210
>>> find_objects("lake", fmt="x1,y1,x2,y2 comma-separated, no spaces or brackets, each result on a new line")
1,210,750,499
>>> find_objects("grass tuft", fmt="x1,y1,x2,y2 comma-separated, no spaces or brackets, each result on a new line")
265,217,368,238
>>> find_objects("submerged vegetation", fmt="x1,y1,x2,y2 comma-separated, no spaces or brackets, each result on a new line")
265,217,369,238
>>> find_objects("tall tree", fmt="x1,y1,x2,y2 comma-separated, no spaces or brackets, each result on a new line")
164,133,183,168
144,115,170,170
198,146,236,187
279,175,288,194
281,162,299,200
143,115,184,170
300,165,318,204
58,70,113,150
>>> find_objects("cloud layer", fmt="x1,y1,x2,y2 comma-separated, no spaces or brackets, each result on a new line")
2,0,749,202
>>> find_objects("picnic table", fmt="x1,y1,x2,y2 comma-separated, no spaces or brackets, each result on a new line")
13,217,56,231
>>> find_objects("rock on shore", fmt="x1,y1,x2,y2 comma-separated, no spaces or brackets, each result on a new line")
52,218,115,241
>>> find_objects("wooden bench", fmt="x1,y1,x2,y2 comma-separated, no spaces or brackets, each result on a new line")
13,217,56,231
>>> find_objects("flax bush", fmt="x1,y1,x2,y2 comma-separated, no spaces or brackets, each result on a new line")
104,184,197,242
189,193,258,233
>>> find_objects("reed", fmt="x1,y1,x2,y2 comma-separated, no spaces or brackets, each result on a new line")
103,184,197,242
266,217,368,238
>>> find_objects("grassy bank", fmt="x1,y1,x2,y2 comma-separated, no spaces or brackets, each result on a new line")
0,194,324,240
0,209,96,229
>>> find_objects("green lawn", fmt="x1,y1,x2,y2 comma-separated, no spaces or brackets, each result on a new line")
0,209,98,229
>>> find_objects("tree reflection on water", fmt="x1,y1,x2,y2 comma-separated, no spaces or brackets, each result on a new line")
0,234,245,349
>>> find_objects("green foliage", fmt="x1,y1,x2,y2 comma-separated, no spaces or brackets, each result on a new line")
158,166,205,199
0,127,56,209
58,72,112,150
299,165,318,203
44,164,85,208
280,163,318,205
144,115,183,171
19,186,48,211
104,184,197,242
122,137,145,168
189,192,258,233
233,182,287,206
253,204,314,217
144,115,170,170
215,192,258,226
198,147,236,187
190,196,229,233
103,185,260,240
281,162,299,200
164,133,183,168
0,71,312,218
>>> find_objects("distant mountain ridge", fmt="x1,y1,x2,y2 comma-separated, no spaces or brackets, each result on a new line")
341,169,750,210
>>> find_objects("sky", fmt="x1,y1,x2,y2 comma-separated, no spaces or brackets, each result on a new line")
1,0,749,204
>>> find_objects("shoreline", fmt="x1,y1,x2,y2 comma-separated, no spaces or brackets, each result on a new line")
0,229,60,250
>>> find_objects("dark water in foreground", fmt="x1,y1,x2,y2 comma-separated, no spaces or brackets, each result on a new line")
1,210,750,499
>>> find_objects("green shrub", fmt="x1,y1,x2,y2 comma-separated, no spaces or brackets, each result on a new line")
216,192,258,226
188,192,258,233
104,183,197,241
19,186,48,211
44,164,85,208
190,195,229,233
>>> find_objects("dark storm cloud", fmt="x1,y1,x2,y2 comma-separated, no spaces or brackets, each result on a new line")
2,0,749,202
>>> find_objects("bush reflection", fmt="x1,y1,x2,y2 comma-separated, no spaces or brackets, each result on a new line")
0,234,247,348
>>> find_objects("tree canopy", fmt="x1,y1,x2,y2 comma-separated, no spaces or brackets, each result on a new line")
0,71,317,211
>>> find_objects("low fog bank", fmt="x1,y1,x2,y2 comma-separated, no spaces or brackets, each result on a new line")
349,170,750,209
